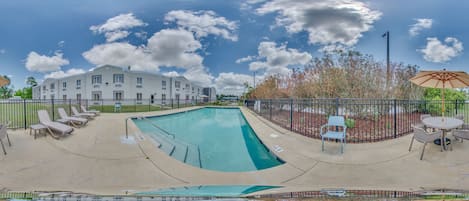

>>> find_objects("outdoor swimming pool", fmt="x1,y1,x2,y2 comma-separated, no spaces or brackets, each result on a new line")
133,107,284,172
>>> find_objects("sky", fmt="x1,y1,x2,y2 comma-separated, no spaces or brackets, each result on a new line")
1,0,468,95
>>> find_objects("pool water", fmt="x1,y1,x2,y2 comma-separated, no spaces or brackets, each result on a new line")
136,185,281,197
133,107,284,172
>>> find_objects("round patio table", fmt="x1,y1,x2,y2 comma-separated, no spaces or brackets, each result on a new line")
422,117,464,151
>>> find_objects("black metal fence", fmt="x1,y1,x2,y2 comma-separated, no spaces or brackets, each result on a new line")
247,98,469,143
0,98,209,129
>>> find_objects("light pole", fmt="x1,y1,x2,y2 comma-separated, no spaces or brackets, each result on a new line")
382,31,390,92
253,71,256,88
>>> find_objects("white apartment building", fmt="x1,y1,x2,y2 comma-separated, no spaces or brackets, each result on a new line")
32,65,214,105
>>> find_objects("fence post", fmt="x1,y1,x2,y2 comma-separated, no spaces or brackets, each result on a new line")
171,99,174,109
455,99,458,115
69,99,72,114
269,99,272,120
393,99,397,138
23,99,27,129
290,99,293,131
335,97,339,115
51,98,55,120
101,99,104,112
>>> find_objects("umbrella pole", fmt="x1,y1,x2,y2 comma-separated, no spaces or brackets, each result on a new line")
442,84,445,118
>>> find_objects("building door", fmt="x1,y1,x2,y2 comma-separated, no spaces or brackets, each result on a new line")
150,95,154,104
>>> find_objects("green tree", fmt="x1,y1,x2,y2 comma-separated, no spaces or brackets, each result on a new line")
26,76,37,87
423,88,467,115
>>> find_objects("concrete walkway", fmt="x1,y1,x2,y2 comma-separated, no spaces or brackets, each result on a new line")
0,106,468,195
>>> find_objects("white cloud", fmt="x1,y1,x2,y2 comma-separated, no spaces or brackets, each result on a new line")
82,29,213,86
241,0,268,10
165,10,238,41
215,72,254,95
90,13,147,42
134,31,148,40
162,71,180,77
147,29,204,69
82,42,156,71
246,41,312,76
25,51,70,72
236,55,256,63
253,0,381,48
419,37,463,63
409,18,433,36
44,68,86,79
104,30,130,42
57,40,65,47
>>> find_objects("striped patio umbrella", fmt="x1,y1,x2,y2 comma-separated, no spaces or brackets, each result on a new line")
0,76,9,87
410,69,469,116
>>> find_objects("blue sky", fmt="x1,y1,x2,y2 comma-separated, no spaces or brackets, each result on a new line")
1,0,468,94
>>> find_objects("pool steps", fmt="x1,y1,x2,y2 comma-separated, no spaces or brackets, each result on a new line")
133,116,202,168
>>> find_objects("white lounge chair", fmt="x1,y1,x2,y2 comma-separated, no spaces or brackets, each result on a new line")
71,106,95,119
38,110,73,139
0,122,12,155
81,105,100,115
58,108,88,127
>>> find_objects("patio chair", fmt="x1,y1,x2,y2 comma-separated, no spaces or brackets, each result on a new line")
71,106,95,119
0,122,12,155
453,123,469,143
409,126,447,160
413,114,431,131
81,105,100,116
57,108,88,127
38,110,73,139
320,116,347,154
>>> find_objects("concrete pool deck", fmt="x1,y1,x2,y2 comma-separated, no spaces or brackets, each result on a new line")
0,106,468,195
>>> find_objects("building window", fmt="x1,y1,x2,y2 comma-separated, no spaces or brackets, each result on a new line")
43,86,46,91
92,75,102,84
62,82,67,88
92,91,101,101
43,95,46,100
137,77,143,85
63,95,67,100
192,87,194,93
76,80,81,89
175,81,180,88
50,94,55,99
161,94,166,104
162,80,166,90
113,74,124,83
136,93,142,101
50,83,55,90
76,93,81,100
185,84,189,90
186,95,189,100
113,91,123,101
175,94,180,100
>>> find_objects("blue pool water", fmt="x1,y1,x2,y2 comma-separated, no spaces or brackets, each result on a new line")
136,185,281,197
133,107,284,172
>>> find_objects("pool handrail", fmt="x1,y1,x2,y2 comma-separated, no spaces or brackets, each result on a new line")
135,116,176,139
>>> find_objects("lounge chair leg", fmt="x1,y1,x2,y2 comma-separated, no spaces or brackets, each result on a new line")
440,137,444,152
409,136,414,151
0,139,6,155
321,138,324,152
420,143,426,160
6,134,11,146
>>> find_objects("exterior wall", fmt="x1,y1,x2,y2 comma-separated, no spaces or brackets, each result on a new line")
32,65,214,103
